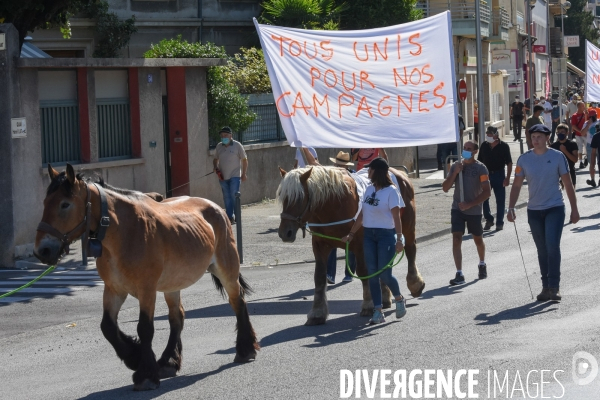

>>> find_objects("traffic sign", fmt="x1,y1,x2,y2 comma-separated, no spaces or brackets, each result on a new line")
457,79,467,103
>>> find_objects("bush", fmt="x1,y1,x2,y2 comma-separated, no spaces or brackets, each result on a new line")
223,47,272,95
144,36,256,139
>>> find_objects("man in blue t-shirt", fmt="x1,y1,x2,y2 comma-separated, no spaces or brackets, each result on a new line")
507,124,579,302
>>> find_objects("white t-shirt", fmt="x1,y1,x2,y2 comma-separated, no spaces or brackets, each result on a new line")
362,185,405,229
566,102,578,118
583,120,599,144
541,102,553,126
295,147,317,168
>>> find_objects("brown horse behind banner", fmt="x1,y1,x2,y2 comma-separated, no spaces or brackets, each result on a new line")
277,166,425,326
34,164,259,391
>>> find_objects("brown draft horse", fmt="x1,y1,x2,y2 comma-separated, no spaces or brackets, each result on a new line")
34,164,259,391
277,166,425,326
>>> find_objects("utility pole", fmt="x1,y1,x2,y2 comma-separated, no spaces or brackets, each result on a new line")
475,0,486,147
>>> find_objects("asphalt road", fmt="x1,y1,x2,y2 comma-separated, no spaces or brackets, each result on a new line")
1,187,599,399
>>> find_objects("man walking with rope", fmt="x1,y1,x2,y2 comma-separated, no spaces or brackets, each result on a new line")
442,140,491,285
507,124,579,301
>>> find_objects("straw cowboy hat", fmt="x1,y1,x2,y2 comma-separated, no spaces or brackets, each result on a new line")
329,151,354,166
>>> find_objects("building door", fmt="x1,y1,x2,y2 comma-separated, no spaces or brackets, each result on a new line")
162,96,172,197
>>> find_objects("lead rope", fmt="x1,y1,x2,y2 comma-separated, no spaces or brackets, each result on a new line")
0,265,56,299
307,230,404,280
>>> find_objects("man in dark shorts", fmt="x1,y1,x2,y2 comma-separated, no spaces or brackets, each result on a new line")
550,123,579,188
442,140,491,285
587,130,600,187
510,96,525,141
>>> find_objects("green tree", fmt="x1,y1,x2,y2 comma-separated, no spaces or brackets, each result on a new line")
336,0,422,30
144,36,256,138
223,47,272,94
0,0,91,49
83,0,137,58
260,0,347,30
563,0,599,70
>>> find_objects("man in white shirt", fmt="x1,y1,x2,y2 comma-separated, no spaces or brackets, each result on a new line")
540,96,553,131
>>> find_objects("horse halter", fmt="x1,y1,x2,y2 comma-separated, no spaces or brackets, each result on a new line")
37,182,110,258
280,189,311,238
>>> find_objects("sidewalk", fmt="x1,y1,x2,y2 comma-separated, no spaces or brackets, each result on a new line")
14,133,529,270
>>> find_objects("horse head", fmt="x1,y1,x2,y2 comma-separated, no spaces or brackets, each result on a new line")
277,167,312,243
34,163,91,265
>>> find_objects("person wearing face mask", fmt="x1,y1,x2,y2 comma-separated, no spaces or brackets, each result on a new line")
540,96,553,132
442,141,491,285
550,124,579,189
525,105,545,150
477,126,512,231
213,126,248,224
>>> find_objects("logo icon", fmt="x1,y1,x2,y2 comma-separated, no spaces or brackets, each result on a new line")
572,351,598,385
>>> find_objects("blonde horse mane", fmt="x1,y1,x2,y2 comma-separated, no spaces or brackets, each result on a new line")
277,166,350,208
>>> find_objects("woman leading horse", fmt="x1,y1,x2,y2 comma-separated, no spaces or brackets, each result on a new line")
277,151,424,326
34,164,259,391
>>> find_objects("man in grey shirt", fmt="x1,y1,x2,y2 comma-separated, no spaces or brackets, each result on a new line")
508,124,579,301
442,140,491,285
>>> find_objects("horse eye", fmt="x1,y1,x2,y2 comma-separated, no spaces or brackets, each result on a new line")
61,202,70,209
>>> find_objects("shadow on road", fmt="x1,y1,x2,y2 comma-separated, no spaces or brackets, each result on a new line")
79,363,242,399
473,301,557,325
583,192,600,198
570,223,600,233
416,281,478,300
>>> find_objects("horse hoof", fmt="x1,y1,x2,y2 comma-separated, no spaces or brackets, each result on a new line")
360,308,373,317
305,317,326,326
382,301,392,309
234,351,257,363
410,282,426,298
159,366,178,379
133,379,160,391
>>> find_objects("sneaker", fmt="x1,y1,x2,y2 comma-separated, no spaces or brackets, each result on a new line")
395,297,407,319
587,179,597,187
326,274,335,285
229,217,236,225
495,224,504,231
579,162,585,169
449,272,465,285
478,263,487,279
584,158,589,168
536,288,550,301
368,309,386,325
483,220,494,231
342,276,353,283
548,288,562,301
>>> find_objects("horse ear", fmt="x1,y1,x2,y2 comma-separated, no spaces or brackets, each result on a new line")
47,164,59,180
65,163,76,185
279,166,287,178
300,167,313,184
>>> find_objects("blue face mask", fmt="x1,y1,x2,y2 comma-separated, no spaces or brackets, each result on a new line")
221,138,230,145
462,150,472,159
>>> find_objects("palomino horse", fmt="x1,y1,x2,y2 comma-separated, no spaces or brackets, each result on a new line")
34,164,259,390
277,166,425,326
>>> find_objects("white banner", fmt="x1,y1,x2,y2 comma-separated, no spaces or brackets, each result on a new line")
586,40,600,102
254,13,458,148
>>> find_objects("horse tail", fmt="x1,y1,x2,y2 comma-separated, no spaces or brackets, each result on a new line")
211,274,226,299
211,273,254,299
239,273,254,297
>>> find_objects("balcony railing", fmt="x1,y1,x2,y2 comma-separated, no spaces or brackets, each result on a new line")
492,8,510,28
416,0,491,23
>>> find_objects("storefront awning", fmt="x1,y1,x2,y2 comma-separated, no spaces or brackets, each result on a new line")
567,62,585,77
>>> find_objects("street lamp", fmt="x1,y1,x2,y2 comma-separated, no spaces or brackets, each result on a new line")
524,0,536,153
560,1,571,118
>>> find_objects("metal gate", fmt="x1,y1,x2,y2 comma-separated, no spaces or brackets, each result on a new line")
97,98,132,160
40,100,81,164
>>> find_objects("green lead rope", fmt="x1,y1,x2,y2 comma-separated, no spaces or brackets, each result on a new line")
308,231,404,280
0,265,56,299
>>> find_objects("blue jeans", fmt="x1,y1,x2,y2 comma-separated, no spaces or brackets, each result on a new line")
527,206,566,289
219,177,241,219
483,171,506,226
363,227,402,309
326,249,356,281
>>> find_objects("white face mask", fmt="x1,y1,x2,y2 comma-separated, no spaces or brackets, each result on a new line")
486,135,495,143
